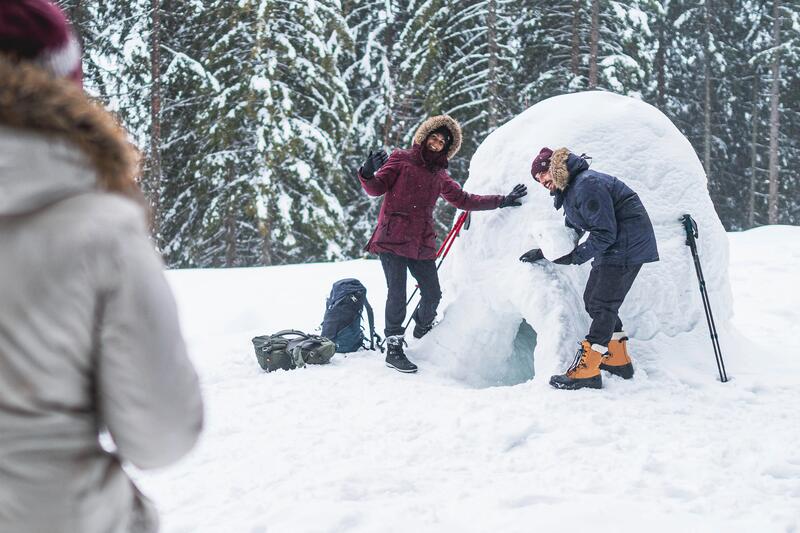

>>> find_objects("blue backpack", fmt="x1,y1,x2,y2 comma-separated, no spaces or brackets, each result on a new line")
321,279,383,353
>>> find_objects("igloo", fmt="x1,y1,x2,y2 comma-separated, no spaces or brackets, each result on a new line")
411,91,733,388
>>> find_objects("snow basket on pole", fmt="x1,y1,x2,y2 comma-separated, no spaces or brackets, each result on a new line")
681,214,729,383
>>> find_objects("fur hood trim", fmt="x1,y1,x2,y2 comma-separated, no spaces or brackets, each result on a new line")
0,58,140,198
550,147,572,191
412,115,462,159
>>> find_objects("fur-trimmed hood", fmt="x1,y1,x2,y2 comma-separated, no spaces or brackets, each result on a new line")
549,147,572,191
549,147,590,191
0,58,140,215
412,114,463,160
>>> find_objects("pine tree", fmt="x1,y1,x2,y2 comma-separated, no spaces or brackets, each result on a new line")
165,1,267,267
155,0,221,266
647,1,730,225
258,0,354,264
341,0,407,256
436,0,521,153
62,0,800,262
56,1,151,142
517,0,588,99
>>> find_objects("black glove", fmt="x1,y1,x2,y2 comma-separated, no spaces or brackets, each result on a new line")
499,184,528,208
553,252,574,265
519,248,545,263
360,149,388,179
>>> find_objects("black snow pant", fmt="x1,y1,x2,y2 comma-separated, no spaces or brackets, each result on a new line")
583,263,642,346
380,252,442,338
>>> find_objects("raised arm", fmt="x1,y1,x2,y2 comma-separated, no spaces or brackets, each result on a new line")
359,149,401,197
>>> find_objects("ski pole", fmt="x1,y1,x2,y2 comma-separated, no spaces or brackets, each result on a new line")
403,211,469,330
403,210,468,308
681,214,728,383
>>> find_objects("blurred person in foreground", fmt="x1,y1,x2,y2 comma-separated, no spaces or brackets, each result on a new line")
0,1,203,532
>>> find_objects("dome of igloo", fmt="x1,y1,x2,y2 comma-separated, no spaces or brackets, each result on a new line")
409,91,731,388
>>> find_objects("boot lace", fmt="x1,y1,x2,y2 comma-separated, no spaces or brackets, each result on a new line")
567,343,588,373
387,340,407,358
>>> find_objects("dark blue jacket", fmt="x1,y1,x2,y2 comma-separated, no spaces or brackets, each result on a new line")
554,154,659,266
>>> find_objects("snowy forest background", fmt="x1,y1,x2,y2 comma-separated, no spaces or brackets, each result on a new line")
56,0,799,268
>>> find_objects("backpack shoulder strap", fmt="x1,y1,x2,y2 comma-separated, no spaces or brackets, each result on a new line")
362,296,384,352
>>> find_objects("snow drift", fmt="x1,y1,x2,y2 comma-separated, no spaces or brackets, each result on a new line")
411,91,732,388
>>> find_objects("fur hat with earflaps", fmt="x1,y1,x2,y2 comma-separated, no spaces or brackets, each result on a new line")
413,115,463,160
530,146,573,191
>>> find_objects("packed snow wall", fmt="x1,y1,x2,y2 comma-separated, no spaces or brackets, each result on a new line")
411,91,732,388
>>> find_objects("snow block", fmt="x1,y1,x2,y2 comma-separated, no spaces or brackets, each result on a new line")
413,91,732,387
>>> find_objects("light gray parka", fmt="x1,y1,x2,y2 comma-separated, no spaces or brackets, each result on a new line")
0,60,203,533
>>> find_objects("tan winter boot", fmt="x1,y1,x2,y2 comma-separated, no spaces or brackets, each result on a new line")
549,340,604,390
600,332,634,379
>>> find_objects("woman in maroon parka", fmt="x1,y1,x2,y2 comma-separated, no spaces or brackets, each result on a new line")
359,115,527,373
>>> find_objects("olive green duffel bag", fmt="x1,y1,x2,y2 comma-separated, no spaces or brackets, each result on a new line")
251,330,336,372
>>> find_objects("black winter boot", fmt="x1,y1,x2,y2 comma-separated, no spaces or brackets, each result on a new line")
412,321,434,339
385,336,417,373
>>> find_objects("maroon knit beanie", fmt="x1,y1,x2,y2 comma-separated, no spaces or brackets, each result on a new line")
0,0,82,86
530,147,553,180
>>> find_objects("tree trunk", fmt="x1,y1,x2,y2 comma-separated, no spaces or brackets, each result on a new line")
588,0,599,88
63,0,86,49
767,0,782,224
571,0,581,77
487,0,498,129
748,74,759,228
382,6,396,147
656,21,666,109
254,8,271,266
703,0,712,180
149,0,163,246
224,165,237,267
260,217,272,266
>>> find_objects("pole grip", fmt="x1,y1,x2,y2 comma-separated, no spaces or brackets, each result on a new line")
681,213,698,247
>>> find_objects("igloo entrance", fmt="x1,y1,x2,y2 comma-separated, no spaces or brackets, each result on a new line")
505,319,537,385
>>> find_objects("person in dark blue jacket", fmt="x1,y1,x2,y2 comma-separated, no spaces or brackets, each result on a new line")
520,147,659,390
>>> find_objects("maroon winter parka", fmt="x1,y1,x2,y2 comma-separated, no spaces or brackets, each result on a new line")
359,115,504,260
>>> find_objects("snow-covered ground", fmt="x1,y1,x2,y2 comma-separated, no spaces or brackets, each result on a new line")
136,226,800,533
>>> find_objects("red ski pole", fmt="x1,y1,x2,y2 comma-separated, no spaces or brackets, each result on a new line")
403,210,467,308
435,211,467,257
438,212,468,260
403,211,469,329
